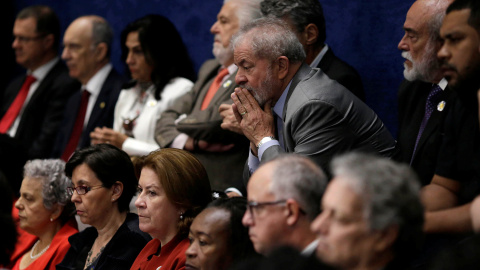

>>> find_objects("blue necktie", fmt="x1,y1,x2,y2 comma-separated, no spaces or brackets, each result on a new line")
410,84,442,164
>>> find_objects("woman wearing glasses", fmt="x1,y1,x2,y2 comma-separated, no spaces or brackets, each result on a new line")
130,148,211,270
90,15,195,156
9,159,77,270
57,144,150,270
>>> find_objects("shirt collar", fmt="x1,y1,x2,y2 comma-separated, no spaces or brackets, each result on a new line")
301,239,319,256
225,63,238,75
83,63,112,96
437,78,447,90
273,80,293,118
30,57,59,81
309,44,329,68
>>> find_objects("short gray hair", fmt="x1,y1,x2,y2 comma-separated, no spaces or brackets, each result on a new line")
269,154,327,220
225,0,263,27
426,0,452,43
86,16,113,59
260,0,327,45
331,153,424,257
23,159,71,210
232,17,306,63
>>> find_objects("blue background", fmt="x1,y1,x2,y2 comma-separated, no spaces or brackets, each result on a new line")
9,0,416,136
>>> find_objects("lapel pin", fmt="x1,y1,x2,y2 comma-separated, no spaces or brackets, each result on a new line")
437,101,446,111
223,80,232,88
148,100,157,107
100,102,105,109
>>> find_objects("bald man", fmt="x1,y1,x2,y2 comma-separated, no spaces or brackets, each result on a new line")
52,16,126,160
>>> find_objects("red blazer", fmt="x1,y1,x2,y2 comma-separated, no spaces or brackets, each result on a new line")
130,234,188,270
11,219,78,270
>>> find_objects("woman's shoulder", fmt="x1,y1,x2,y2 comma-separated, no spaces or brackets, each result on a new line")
117,213,151,243
166,77,194,90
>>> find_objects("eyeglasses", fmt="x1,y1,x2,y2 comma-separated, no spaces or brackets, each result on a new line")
14,34,46,43
67,185,104,196
247,199,287,218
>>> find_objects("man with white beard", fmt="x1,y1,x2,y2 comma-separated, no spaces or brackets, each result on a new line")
155,0,261,194
396,0,455,185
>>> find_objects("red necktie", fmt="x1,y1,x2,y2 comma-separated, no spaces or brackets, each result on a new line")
200,68,230,110
0,75,37,133
62,89,90,161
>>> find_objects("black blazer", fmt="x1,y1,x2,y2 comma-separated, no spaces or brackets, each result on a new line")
317,48,365,101
51,68,126,158
396,79,455,185
0,60,79,159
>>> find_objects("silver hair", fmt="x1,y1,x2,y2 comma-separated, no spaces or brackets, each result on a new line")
232,17,306,63
23,159,70,210
269,154,327,220
225,0,263,27
426,0,451,43
89,16,113,58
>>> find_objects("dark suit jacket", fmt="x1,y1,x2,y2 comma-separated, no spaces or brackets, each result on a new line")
156,59,249,191
51,68,125,158
396,79,454,185
317,48,365,101
0,60,79,159
244,64,395,186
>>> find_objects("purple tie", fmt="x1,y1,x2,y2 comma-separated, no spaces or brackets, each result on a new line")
411,84,442,164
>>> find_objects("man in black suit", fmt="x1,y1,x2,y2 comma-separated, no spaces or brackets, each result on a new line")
259,0,365,100
397,0,453,185
52,15,125,161
0,6,78,191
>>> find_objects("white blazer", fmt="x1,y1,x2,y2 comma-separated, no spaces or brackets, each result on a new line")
113,77,193,156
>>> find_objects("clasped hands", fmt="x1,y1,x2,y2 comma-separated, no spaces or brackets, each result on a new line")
220,87,275,154
90,127,128,148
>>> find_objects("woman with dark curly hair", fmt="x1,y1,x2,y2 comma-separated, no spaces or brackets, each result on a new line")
131,148,212,270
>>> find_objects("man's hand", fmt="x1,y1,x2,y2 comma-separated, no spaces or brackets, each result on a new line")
219,103,244,135
90,127,128,148
184,137,234,152
231,87,275,146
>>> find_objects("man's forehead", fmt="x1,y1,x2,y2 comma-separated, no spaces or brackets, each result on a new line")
404,3,431,34
218,1,239,20
440,9,473,35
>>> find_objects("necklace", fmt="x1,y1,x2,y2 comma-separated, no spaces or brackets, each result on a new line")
30,240,50,259
84,245,105,269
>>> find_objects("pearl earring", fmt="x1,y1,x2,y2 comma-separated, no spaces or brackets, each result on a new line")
180,213,184,220
50,218,53,222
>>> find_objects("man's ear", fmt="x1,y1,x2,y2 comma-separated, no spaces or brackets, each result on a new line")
303,23,319,46
373,226,399,252
94,42,108,62
285,198,302,226
276,56,290,80
41,33,54,51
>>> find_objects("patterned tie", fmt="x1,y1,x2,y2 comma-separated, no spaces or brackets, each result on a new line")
410,84,443,163
0,75,37,133
61,89,90,161
201,68,230,110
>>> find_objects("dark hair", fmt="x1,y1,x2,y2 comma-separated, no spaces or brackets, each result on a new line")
17,5,60,51
447,0,480,31
121,15,196,100
260,0,326,45
65,144,137,213
207,197,258,265
135,149,212,237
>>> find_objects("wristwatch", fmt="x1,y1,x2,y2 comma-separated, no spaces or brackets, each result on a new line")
256,136,276,149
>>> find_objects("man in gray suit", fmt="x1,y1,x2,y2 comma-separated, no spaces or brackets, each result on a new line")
155,0,262,193
228,18,396,185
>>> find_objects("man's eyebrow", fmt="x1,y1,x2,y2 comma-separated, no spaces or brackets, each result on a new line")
403,27,417,35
